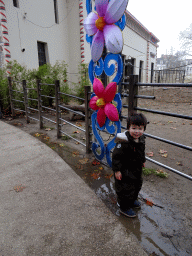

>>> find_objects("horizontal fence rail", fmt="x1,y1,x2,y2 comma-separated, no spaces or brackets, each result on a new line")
8,78,92,153
137,82,192,87
135,107,192,120
146,157,192,181
124,75,192,181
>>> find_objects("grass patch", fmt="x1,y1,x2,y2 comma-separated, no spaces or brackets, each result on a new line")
61,135,70,141
142,167,156,176
142,167,168,178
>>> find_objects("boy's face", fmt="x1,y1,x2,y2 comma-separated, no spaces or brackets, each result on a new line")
128,124,144,139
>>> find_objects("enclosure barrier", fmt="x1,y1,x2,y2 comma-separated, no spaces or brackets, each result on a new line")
7,76,192,180
8,77,92,154
120,75,192,181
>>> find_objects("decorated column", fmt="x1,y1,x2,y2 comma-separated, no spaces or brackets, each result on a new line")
84,0,129,166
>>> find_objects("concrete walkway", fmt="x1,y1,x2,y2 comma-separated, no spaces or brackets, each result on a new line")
0,121,147,256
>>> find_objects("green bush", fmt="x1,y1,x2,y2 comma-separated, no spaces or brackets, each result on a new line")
0,60,92,114
0,67,10,112
75,63,90,103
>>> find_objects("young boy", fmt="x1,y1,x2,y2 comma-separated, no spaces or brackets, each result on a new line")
112,112,147,217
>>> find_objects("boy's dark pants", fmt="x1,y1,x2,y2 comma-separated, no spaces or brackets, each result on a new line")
115,170,143,211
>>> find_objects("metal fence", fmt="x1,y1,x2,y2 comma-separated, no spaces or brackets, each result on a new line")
8,77,92,154
7,76,192,181
119,75,192,181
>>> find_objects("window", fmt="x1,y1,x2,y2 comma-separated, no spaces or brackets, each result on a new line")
53,0,59,24
37,42,47,66
13,0,19,7
139,61,143,82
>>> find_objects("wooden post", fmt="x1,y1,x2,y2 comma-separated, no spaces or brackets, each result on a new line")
128,75,138,117
37,79,43,129
8,77,15,118
85,85,92,154
55,80,61,138
22,80,30,123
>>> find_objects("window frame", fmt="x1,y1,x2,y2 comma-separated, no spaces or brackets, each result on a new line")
37,41,49,67
13,0,19,8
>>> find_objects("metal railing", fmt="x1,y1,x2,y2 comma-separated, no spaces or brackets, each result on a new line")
8,77,92,154
120,75,192,181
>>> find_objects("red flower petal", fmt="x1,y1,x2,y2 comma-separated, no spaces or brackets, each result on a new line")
104,103,119,121
104,82,117,103
93,78,105,98
97,108,106,127
89,96,99,110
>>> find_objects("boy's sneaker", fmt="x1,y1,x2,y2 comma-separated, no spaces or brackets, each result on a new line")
119,208,137,218
133,200,141,209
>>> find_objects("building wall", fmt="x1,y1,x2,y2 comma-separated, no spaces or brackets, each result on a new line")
122,26,147,82
3,0,159,86
5,0,69,69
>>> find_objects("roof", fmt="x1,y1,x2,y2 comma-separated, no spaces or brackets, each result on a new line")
125,10,160,43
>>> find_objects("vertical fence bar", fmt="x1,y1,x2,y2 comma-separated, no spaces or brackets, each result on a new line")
85,85,92,154
55,80,61,138
37,79,43,129
128,75,138,116
8,76,15,118
22,80,30,123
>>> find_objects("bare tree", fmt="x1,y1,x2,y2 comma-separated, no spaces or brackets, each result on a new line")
180,23,192,57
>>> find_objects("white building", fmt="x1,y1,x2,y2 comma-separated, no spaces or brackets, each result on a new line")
0,0,159,85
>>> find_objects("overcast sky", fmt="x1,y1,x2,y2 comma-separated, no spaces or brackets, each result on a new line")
127,0,192,57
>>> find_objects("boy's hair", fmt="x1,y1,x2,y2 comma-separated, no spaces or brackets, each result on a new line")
127,112,147,130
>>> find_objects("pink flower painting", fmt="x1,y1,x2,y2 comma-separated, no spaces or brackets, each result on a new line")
84,0,128,62
89,78,119,127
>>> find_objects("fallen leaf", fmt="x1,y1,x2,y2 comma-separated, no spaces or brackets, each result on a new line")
170,127,176,130
99,166,103,170
59,143,65,147
91,171,101,180
76,122,82,127
63,122,66,125
176,162,183,166
162,153,168,158
168,121,173,123
147,152,154,157
45,128,51,131
76,164,83,170
79,158,89,164
159,149,167,154
76,142,79,145
72,151,79,157
92,159,100,165
146,199,154,207
44,136,50,141
105,174,113,179
34,133,41,137
73,130,80,134
14,185,26,192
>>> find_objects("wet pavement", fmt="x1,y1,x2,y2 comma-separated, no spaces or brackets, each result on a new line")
1,119,191,256
50,141,192,256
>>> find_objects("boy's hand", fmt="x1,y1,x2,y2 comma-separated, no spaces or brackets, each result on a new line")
115,171,122,180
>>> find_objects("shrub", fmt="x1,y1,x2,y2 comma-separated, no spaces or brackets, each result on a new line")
75,63,90,103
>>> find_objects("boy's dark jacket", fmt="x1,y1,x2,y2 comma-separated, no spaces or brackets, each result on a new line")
112,131,146,178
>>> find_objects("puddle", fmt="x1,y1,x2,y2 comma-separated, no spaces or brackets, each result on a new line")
34,136,192,256
91,177,192,256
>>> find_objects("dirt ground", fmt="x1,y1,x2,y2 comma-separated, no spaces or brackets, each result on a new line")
2,86,192,255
